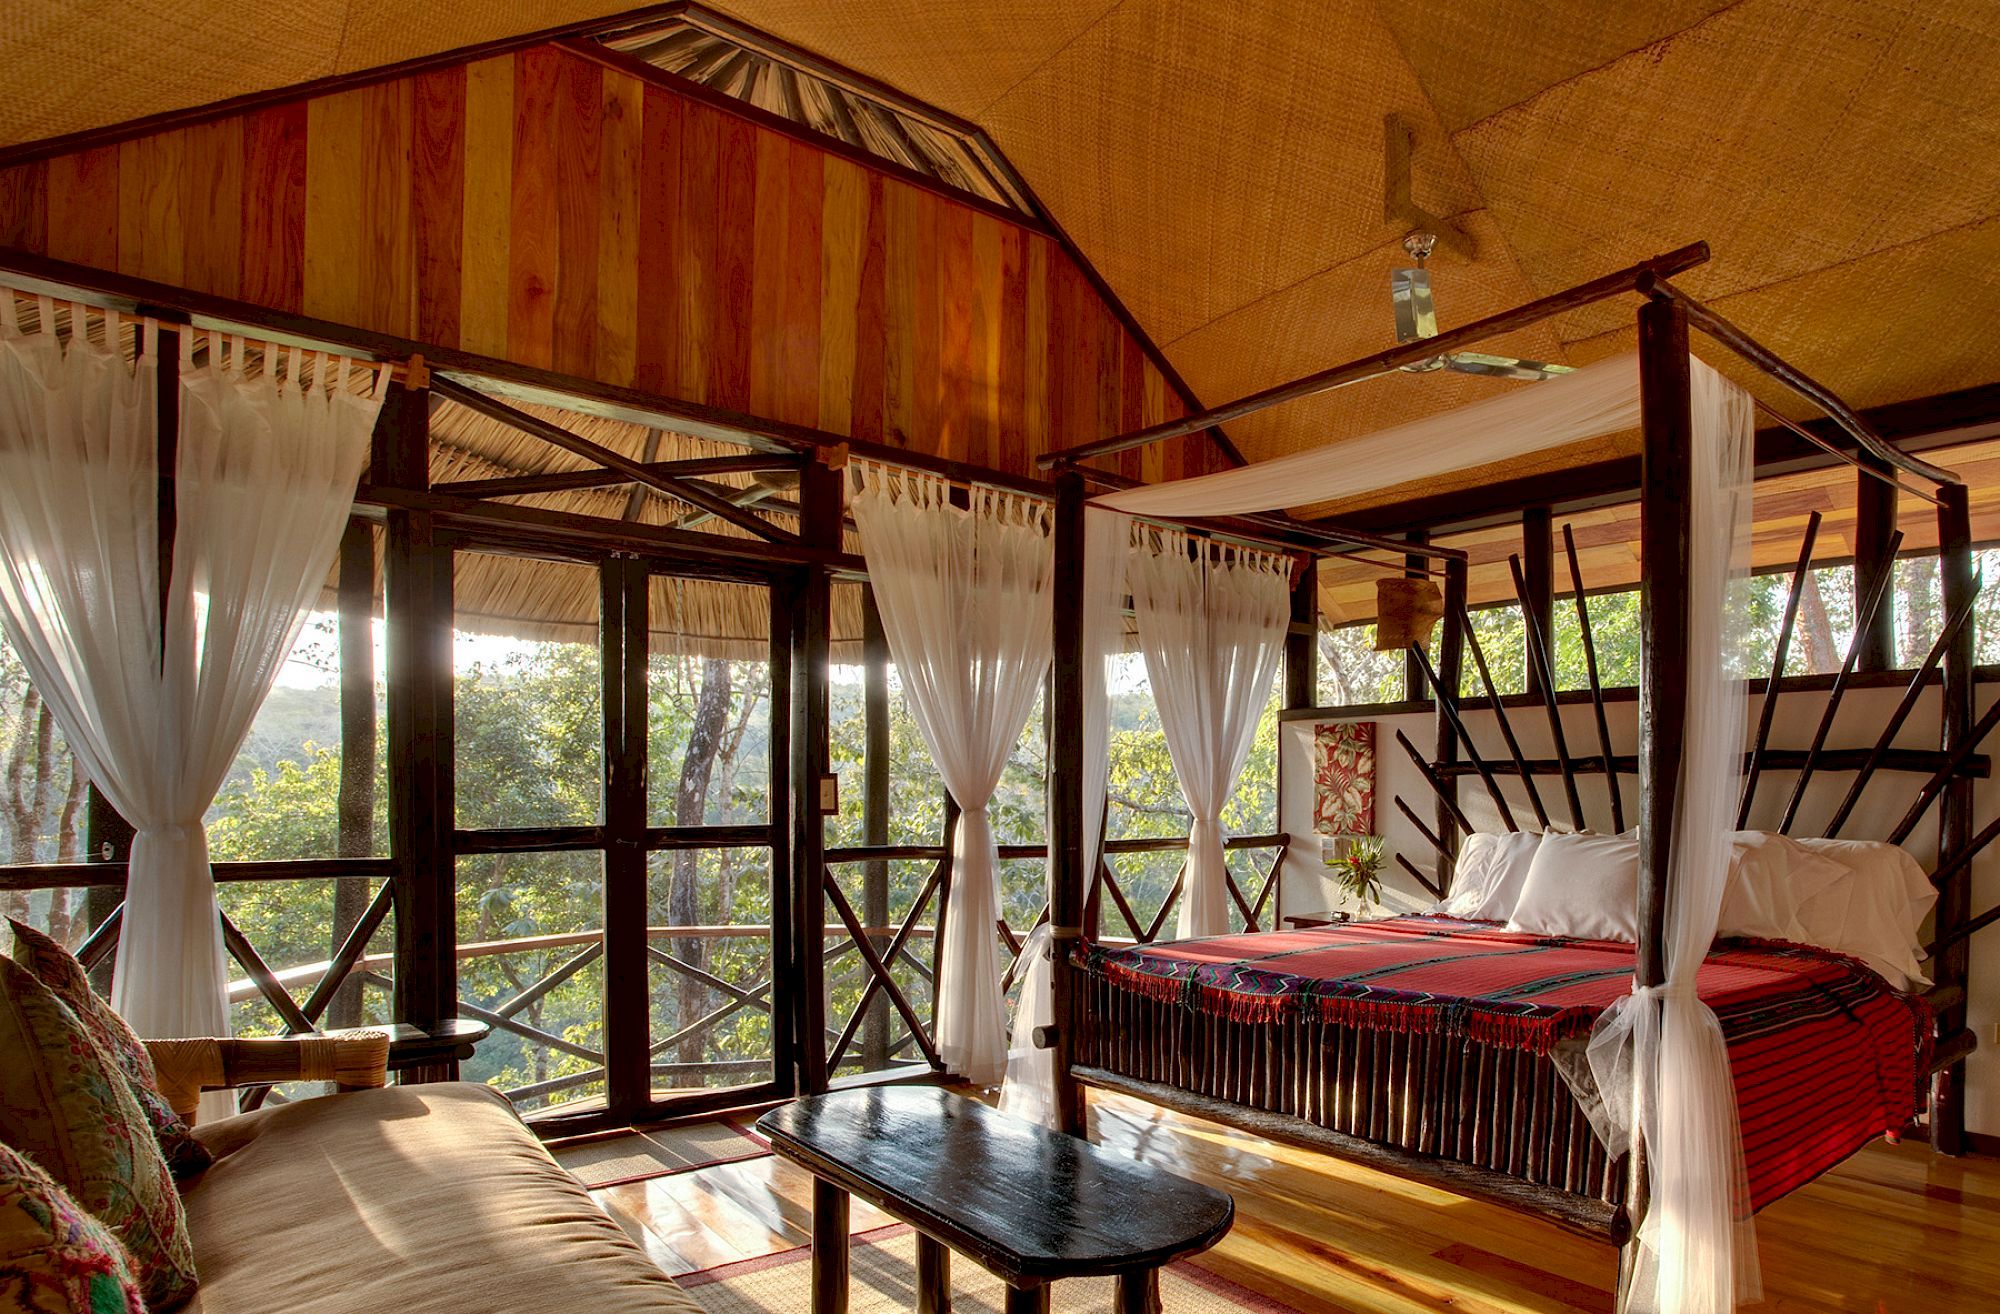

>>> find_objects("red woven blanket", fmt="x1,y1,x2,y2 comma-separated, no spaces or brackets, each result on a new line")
1089,915,1932,1208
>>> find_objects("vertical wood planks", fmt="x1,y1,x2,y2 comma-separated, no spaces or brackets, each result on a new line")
181,119,242,300
412,66,467,349
458,55,514,359
633,82,682,395
241,106,305,312
551,51,602,378
303,93,363,327
508,45,560,368
360,78,414,338
782,139,822,430
7,39,1202,483
818,156,865,436
596,69,644,386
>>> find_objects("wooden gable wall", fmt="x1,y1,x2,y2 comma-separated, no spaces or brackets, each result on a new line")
0,40,1222,485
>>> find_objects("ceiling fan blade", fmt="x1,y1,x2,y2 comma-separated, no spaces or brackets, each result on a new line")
1444,351,1576,381
1391,267,1436,343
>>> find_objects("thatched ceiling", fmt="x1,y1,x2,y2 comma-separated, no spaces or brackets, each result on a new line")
7,2,1997,510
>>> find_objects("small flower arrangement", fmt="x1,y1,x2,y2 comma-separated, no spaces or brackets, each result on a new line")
1328,835,1385,908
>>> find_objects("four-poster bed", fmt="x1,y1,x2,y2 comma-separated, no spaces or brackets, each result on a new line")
1028,242,1986,1311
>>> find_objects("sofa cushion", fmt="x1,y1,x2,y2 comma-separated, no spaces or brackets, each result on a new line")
9,917,213,1179
0,1141,147,1314
0,956,199,1310
182,1082,702,1314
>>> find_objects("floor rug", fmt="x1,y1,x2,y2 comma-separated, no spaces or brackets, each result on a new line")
554,1121,769,1189
677,1224,1302,1314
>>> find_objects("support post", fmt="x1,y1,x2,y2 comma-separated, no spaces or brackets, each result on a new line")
380,381,456,1072
1627,295,1693,1288
861,587,892,1072
1432,557,1468,888
1047,471,1088,1136
1853,457,1900,672
792,459,841,1094
82,788,132,996
601,556,651,1115
1521,507,1554,696
1932,481,1975,1155
330,520,377,1030
1286,558,1318,711
1401,532,1427,698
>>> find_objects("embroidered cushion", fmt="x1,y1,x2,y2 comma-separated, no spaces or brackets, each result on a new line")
0,1141,146,1314
9,918,213,1180
0,956,198,1309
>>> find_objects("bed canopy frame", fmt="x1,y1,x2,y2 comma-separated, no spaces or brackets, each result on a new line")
1031,241,1987,1287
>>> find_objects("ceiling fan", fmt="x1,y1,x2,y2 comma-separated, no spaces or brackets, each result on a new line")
1391,232,1574,381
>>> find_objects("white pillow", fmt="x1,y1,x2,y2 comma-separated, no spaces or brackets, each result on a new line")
1792,838,1935,991
1716,831,1848,941
1506,832,1641,942
1436,831,1543,922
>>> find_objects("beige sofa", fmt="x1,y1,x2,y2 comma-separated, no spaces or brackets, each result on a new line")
160,1043,702,1314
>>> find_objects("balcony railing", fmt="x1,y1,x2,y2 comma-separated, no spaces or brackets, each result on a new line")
0,830,1289,1113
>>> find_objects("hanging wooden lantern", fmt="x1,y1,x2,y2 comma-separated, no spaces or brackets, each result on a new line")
1374,577,1444,651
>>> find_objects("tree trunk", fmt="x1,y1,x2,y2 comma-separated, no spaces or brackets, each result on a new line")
47,759,88,946
1797,568,1839,675
671,658,732,1065
2,690,50,924
1901,557,1940,668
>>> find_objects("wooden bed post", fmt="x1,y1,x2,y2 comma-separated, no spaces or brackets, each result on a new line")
1853,458,1900,672
1433,557,1469,888
1520,507,1554,696
1932,481,1975,1155
1628,294,1693,1293
1047,471,1088,1136
792,458,842,1094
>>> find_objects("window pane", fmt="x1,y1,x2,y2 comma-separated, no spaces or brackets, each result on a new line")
1553,589,1640,691
649,577,772,827
458,850,605,1116
205,524,385,859
0,630,86,867
1318,624,1404,706
221,875,394,1037
648,847,774,1096
454,554,603,829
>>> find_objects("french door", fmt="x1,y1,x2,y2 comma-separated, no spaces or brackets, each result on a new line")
450,540,797,1133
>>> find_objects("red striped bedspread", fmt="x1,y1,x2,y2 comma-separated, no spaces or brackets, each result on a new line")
1087,915,1932,1209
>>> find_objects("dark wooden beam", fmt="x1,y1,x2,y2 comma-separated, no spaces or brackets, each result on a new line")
1853,458,1900,672
380,382,457,1049
1520,509,1553,698
1401,532,1427,697
433,454,800,499
1039,242,1710,470
1738,511,1821,828
1638,275,1961,487
791,460,841,1094
1932,481,1976,1155
1317,381,2000,537
601,556,652,1116
861,587,892,1072
1046,471,1089,1136
1285,559,1318,711
1432,558,1469,887
431,375,802,545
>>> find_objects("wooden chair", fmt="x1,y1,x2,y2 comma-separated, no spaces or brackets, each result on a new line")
144,1032,391,1123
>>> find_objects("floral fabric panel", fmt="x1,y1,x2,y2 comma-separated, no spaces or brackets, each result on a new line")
0,1141,147,1314
10,918,213,1180
0,957,199,1309
1313,721,1375,837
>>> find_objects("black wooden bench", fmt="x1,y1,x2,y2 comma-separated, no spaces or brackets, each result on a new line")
756,1086,1235,1314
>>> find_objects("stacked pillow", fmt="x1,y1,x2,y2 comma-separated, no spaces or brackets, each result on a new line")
0,1141,147,1314
1,920,204,1310
1438,828,1935,991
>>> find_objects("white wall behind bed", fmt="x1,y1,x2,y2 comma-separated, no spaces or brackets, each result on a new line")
1278,679,2000,1136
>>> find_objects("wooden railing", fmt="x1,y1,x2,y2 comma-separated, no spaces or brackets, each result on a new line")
0,830,1291,1108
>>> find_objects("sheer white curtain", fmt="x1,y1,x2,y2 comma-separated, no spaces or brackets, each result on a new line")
1583,361,1759,1314
0,305,382,1116
1128,527,1289,940
1000,507,1128,1126
849,462,1054,1086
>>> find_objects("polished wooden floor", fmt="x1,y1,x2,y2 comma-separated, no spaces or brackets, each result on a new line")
590,1090,2000,1312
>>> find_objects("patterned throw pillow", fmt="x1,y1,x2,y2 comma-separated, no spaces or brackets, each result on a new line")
0,957,199,1309
9,918,213,1179
0,1141,146,1314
